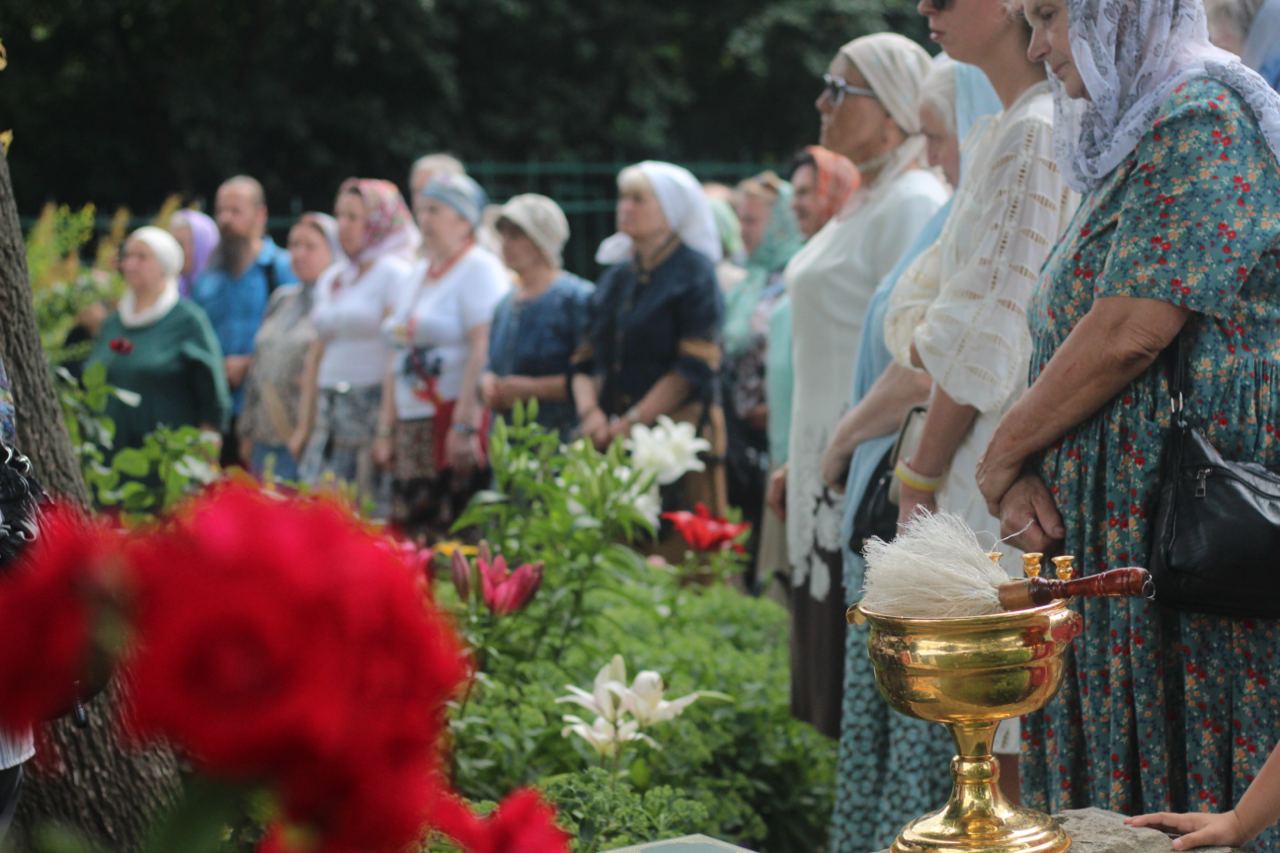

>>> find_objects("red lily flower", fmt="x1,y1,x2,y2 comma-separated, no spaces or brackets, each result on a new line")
477,554,543,615
661,503,751,552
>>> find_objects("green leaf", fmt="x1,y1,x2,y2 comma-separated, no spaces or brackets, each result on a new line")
30,823,110,853
112,447,151,478
140,776,250,853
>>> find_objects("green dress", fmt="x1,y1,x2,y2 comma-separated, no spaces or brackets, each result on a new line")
86,300,231,449
1024,78,1280,849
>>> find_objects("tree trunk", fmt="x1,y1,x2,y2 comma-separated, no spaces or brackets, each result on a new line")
0,147,181,850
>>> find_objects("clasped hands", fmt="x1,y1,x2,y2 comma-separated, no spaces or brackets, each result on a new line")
976,439,1065,555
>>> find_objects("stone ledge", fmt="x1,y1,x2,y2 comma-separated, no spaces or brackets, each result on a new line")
874,808,1244,852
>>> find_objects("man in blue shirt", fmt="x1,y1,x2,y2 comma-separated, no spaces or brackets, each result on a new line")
191,175,296,466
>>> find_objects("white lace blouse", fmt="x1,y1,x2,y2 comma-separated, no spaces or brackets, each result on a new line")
883,82,1078,561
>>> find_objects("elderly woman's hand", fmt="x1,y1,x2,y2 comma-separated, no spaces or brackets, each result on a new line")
445,429,477,475
897,483,938,526
977,439,1026,518
996,473,1065,554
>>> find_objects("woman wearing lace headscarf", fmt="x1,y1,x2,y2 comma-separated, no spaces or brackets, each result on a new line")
302,179,418,508
975,0,1280,840
766,34,949,738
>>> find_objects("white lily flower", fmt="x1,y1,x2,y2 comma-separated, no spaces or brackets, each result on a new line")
613,670,732,727
556,654,627,722
627,416,709,486
560,714,659,757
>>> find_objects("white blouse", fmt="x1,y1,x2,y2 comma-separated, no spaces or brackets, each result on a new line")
311,254,412,390
384,247,510,421
786,165,950,601
884,82,1079,564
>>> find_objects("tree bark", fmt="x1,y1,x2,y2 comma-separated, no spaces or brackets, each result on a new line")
0,145,180,850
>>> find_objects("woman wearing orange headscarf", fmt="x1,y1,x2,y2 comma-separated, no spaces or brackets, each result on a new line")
755,146,859,594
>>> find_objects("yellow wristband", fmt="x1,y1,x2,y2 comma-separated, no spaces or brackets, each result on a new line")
894,459,942,493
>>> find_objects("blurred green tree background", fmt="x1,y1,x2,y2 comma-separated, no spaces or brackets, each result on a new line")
0,0,927,214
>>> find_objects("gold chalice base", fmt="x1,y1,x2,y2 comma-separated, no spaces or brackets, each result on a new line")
850,600,1083,852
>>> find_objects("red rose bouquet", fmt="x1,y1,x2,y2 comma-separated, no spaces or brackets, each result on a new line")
0,484,568,853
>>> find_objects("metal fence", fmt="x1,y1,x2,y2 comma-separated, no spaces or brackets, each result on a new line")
22,161,768,279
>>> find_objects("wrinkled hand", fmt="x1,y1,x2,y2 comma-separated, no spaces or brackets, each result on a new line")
446,430,477,475
897,483,937,526
977,442,1025,517
479,373,507,411
996,473,1065,553
581,410,610,451
767,465,788,521
821,438,853,493
1125,810,1248,850
607,416,632,443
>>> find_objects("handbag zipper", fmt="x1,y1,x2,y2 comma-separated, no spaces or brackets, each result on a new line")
1190,465,1280,500
1195,468,1210,498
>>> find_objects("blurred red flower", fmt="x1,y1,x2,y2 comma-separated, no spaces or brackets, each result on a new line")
662,503,750,552
432,788,570,853
108,337,134,355
0,504,118,732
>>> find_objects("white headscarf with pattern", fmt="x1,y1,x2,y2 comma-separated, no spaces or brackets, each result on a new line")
1052,0,1280,192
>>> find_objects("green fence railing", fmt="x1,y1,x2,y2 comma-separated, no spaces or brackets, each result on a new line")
21,160,769,279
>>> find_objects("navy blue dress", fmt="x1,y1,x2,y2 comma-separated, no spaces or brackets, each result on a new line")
573,244,723,418
487,272,593,439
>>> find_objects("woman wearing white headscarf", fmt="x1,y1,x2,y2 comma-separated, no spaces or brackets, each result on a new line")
572,160,728,519
766,34,948,739
86,226,230,450
975,0,1280,838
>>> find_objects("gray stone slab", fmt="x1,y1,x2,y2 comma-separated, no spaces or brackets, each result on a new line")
873,807,1244,852
604,835,755,853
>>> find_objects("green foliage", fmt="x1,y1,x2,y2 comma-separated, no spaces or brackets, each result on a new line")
57,362,218,520
449,580,836,851
539,769,711,853
1,0,928,216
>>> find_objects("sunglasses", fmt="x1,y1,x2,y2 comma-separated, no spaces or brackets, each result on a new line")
821,73,878,106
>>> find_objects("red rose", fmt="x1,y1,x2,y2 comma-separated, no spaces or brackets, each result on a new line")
0,504,119,732
662,503,751,552
108,337,134,355
432,788,570,853
124,484,467,852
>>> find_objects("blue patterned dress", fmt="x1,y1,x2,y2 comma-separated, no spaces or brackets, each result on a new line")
1022,79,1280,851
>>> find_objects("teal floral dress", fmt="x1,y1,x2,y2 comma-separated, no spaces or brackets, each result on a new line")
1024,78,1280,850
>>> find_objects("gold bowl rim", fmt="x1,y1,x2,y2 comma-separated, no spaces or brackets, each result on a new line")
852,598,1072,631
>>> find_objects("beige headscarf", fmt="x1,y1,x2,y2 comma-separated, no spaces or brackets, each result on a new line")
498,194,570,267
836,33,933,191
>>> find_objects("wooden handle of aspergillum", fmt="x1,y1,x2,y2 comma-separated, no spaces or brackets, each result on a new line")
997,567,1153,611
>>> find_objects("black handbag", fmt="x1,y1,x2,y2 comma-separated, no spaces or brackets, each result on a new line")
0,440,45,570
850,405,928,553
1148,336,1280,618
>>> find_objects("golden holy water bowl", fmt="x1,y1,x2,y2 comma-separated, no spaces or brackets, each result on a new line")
849,600,1084,853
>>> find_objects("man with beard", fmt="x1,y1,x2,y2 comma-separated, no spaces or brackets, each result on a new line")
192,175,297,466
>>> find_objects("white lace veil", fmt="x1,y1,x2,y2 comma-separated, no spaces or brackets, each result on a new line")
1052,0,1280,191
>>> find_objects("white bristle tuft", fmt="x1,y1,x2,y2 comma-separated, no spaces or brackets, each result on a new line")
860,511,1011,618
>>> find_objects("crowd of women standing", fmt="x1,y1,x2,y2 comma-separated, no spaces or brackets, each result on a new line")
66,0,1280,846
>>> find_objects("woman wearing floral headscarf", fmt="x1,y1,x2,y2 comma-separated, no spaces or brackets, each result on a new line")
767,34,949,739
301,179,417,507
975,0,1280,839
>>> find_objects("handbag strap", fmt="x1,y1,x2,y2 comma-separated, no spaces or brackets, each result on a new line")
1161,332,1189,428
